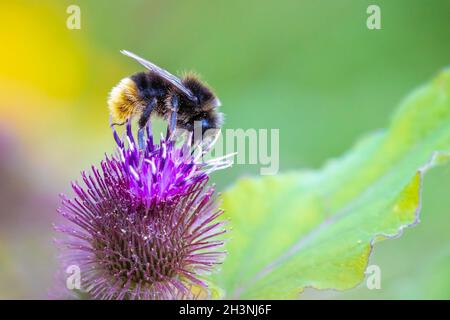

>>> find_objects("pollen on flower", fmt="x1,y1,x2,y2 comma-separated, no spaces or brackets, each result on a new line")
54,120,232,300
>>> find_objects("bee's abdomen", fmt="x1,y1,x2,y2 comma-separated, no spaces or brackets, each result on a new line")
108,77,146,123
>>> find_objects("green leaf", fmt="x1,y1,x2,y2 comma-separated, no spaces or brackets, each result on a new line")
214,68,450,299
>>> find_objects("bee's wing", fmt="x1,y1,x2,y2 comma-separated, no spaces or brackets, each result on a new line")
121,50,196,101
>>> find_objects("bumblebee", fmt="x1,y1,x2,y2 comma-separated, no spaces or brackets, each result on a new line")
108,50,223,147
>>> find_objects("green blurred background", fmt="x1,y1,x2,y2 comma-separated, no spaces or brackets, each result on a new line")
0,0,449,299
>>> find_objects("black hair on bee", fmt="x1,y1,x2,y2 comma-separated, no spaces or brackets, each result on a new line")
108,50,223,148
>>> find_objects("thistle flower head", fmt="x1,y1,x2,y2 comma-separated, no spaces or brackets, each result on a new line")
55,122,231,299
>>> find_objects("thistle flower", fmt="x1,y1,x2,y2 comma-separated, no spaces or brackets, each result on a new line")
54,121,231,300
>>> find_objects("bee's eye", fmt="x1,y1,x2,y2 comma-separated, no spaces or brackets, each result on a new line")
201,119,210,129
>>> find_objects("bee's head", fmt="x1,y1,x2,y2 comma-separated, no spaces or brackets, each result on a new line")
194,109,224,134
182,74,221,111
175,74,223,137
176,108,223,135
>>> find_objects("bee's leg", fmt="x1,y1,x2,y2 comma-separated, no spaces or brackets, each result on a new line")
138,98,157,149
110,121,126,127
169,93,179,134
109,115,126,128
